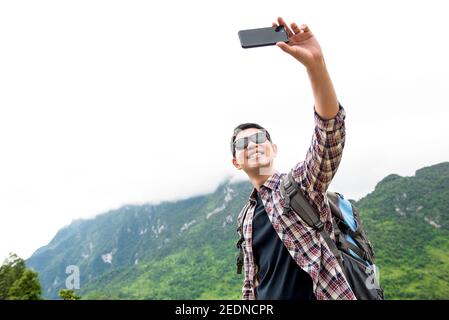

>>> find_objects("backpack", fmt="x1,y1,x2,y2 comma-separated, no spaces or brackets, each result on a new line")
236,170,384,300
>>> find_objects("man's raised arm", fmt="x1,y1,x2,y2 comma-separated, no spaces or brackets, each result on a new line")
274,17,339,120
274,17,345,194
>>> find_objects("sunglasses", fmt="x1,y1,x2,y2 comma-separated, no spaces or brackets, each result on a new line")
233,131,268,151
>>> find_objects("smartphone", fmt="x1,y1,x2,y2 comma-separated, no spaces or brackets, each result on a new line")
238,26,289,49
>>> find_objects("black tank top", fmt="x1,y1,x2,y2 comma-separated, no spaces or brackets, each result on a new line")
252,191,316,300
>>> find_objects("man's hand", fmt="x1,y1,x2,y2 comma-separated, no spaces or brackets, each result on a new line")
274,17,339,120
273,17,324,71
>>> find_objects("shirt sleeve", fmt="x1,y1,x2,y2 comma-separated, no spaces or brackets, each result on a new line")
291,103,346,194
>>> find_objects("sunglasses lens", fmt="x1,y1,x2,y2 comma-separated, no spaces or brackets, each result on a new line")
255,132,267,144
234,138,247,150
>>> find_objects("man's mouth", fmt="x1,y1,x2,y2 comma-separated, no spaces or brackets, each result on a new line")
247,151,264,159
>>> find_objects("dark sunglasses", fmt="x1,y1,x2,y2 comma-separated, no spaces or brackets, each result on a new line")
233,132,268,151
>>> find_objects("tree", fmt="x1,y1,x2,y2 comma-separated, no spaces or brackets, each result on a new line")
0,252,42,300
8,269,42,300
0,253,26,299
59,289,81,300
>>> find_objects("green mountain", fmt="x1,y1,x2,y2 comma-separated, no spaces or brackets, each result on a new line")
27,179,252,299
356,162,449,299
27,162,449,300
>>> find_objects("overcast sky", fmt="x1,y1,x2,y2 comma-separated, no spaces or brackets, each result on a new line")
1,0,448,261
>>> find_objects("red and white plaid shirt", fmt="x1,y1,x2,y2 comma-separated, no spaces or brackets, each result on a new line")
236,105,356,300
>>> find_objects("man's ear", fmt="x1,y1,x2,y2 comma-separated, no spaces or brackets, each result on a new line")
232,158,242,170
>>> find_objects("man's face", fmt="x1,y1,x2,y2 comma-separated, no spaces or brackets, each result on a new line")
231,128,277,174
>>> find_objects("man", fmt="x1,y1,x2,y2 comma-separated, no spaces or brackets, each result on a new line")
231,17,356,300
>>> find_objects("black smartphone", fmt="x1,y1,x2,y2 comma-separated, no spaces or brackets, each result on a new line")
238,26,289,49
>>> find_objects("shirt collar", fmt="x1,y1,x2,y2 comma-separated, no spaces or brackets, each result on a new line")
262,170,281,190
248,170,281,202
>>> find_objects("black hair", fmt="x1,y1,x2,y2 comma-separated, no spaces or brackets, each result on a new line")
230,123,272,158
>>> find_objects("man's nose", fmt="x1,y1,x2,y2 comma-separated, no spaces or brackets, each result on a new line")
247,141,259,151
248,139,260,148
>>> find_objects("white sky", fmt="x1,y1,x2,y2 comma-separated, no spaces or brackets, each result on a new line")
1,0,448,262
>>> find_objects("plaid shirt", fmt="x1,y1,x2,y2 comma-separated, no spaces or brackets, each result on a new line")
236,104,356,300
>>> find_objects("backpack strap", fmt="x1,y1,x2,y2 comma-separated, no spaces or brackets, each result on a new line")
342,225,373,262
328,194,374,263
337,233,368,262
280,171,343,268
